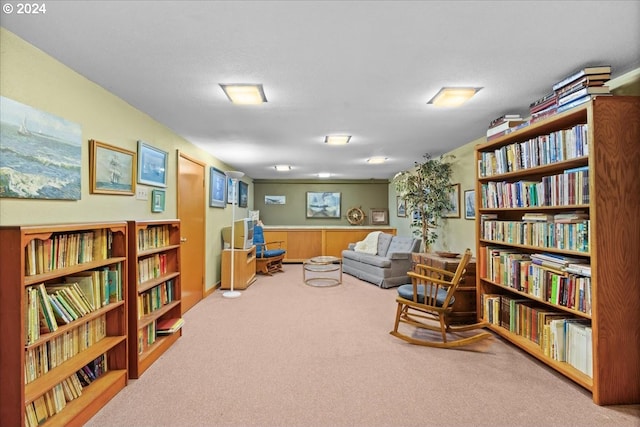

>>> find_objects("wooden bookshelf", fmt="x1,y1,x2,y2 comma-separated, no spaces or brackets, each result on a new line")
127,220,182,379
474,96,640,405
0,222,129,426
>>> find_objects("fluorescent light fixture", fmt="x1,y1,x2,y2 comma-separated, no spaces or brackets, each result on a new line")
220,84,267,105
317,172,331,178
367,156,387,164
274,165,291,171
428,87,481,107
324,135,351,145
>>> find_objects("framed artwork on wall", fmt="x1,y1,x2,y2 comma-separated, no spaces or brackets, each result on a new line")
151,189,165,213
396,196,406,217
443,183,460,218
90,139,136,195
464,189,476,220
238,181,248,208
137,140,167,187
265,195,286,205
370,208,389,225
306,192,341,218
209,167,226,208
0,96,82,200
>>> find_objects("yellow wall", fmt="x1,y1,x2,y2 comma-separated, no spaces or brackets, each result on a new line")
0,28,249,291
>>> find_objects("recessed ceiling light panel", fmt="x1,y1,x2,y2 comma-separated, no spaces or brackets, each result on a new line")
324,135,351,145
428,87,482,107
220,84,267,105
367,156,387,164
274,165,291,171
317,172,331,178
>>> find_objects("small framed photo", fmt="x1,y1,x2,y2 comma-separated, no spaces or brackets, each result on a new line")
238,181,249,208
151,189,165,213
89,139,136,195
209,167,227,208
443,183,461,218
227,177,235,204
464,189,476,220
370,208,389,225
396,196,406,217
265,195,286,205
137,140,168,187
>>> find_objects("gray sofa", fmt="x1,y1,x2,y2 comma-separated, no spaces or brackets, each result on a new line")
342,233,421,289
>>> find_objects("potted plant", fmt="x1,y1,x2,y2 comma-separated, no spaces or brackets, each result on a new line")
393,153,455,252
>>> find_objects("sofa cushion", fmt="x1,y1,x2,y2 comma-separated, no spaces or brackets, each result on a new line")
342,250,392,268
377,233,393,256
387,236,418,254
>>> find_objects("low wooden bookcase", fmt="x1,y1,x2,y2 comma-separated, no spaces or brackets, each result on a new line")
221,246,257,290
0,222,129,427
127,220,182,379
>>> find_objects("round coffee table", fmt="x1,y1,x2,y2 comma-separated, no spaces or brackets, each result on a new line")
303,256,342,287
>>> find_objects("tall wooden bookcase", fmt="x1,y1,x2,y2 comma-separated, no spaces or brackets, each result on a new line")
474,96,640,405
0,222,129,426
127,220,182,379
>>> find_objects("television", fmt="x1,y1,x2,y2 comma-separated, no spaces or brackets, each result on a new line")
221,218,256,250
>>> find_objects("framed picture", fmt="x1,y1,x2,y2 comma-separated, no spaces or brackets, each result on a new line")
370,208,389,225
137,140,167,187
227,177,235,204
1,96,82,200
209,167,227,208
265,195,286,205
151,189,165,213
443,183,460,218
396,196,406,217
464,189,476,220
306,192,341,218
89,139,136,195
238,181,249,208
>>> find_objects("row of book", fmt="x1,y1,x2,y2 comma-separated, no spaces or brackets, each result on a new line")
481,219,590,253
137,225,171,251
26,267,122,344
137,279,176,318
478,124,588,177
25,355,107,427
480,248,592,314
25,316,107,384
529,65,612,121
137,317,183,355
25,229,114,276
480,167,589,209
486,114,527,140
137,253,169,284
483,294,592,377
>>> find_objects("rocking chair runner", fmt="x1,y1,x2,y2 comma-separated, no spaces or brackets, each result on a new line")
390,248,492,348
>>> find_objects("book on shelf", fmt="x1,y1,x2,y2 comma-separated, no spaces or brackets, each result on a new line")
156,317,184,335
486,119,527,137
554,211,589,223
522,212,554,222
556,94,593,113
558,86,611,106
565,263,591,277
555,74,610,98
552,65,612,91
489,113,524,127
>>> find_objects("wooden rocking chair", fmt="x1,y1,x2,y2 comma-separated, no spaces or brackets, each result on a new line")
390,248,492,348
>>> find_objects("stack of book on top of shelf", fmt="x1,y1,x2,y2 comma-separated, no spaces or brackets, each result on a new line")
486,114,527,141
529,92,558,123
553,65,612,113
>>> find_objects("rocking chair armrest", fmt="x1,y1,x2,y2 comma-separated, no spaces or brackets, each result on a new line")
256,240,284,250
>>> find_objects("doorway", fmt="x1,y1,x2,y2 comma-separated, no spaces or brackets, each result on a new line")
177,151,205,313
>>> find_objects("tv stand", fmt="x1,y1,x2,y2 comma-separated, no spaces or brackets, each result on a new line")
221,246,257,290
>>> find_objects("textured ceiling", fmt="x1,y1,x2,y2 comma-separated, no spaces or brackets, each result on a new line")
2,1,639,180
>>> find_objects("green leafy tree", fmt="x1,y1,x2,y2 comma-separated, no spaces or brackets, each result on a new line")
393,153,454,251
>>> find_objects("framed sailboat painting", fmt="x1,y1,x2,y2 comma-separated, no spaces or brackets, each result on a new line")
0,96,82,200
89,139,136,195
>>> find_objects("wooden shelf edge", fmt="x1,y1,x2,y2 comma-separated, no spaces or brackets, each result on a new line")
24,257,127,286
25,336,126,404
138,271,180,294
487,324,593,391
40,370,127,427
137,300,181,327
132,331,181,379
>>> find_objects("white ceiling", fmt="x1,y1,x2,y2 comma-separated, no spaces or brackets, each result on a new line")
2,1,639,180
